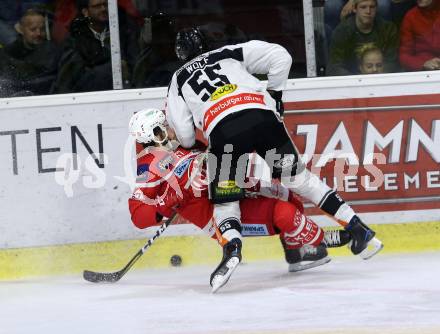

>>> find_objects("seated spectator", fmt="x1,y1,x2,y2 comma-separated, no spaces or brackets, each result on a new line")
399,0,440,71
0,1,54,46
51,0,137,93
132,11,182,88
324,0,391,38
356,42,384,74
0,8,61,97
326,0,400,76
51,0,142,44
132,19,247,88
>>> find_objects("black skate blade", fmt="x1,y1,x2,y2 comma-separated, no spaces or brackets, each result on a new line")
288,256,331,272
83,270,121,283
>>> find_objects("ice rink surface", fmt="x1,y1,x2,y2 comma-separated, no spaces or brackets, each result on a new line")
1,252,440,334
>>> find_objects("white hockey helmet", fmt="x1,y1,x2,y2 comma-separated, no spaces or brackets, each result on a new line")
128,108,169,145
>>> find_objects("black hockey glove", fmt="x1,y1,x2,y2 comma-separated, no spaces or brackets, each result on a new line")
267,90,284,118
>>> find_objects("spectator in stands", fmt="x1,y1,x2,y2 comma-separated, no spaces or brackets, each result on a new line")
324,0,391,39
51,0,137,93
132,11,182,88
356,42,384,74
0,1,53,46
132,19,247,88
399,0,440,71
51,0,113,93
324,0,417,44
0,8,61,97
326,0,400,75
51,0,142,44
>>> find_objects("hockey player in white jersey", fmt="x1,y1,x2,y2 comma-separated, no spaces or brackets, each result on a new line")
166,26,383,292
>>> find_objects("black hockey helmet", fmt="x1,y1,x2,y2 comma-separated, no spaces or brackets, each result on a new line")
175,27,206,61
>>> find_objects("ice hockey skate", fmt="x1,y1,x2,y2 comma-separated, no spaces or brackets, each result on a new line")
345,215,384,260
280,238,329,272
281,229,353,272
323,229,352,248
210,238,242,293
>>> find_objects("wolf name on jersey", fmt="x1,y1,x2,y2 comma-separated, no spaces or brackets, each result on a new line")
166,40,292,147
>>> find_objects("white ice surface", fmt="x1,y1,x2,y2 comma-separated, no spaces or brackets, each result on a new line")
1,252,440,334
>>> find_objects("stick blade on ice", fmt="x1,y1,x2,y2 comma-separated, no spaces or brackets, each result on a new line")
83,270,121,283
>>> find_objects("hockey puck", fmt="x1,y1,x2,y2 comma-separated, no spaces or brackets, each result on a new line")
170,255,182,267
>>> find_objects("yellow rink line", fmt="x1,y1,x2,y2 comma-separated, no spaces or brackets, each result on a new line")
1,222,440,280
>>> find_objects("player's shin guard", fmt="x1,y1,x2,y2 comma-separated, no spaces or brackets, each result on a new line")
213,202,243,243
210,238,242,293
345,215,383,259
277,201,325,249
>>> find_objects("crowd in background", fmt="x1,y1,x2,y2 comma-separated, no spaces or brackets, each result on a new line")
0,0,438,98
324,0,440,75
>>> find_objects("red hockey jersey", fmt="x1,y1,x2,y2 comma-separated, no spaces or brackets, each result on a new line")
128,146,314,245
129,145,214,230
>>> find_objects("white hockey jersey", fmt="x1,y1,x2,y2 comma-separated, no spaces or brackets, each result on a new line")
166,40,293,148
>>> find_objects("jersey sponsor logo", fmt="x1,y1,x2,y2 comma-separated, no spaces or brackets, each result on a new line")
214,181,243,199
203,93,266,131
174,158,193,178
242,224,269,236
136,164,150,182
210,84,237,101
157,155,174,171
137,164,149,175
218,180,237,189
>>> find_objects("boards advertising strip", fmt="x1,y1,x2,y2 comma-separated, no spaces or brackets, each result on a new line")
283,93,440,217
1,78,440,279
0,82,439,251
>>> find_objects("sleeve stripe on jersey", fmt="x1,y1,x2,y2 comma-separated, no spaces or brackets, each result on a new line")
207,48,243,64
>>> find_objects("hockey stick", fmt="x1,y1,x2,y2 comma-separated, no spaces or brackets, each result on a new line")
83,213,177,283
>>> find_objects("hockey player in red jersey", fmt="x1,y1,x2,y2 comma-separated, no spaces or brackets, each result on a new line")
128,108,352,292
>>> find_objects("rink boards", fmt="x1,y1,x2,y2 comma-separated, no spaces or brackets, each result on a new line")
1,222,440,280
0,71,439,279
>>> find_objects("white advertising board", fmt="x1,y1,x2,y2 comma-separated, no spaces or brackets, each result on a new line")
0,89,176,249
